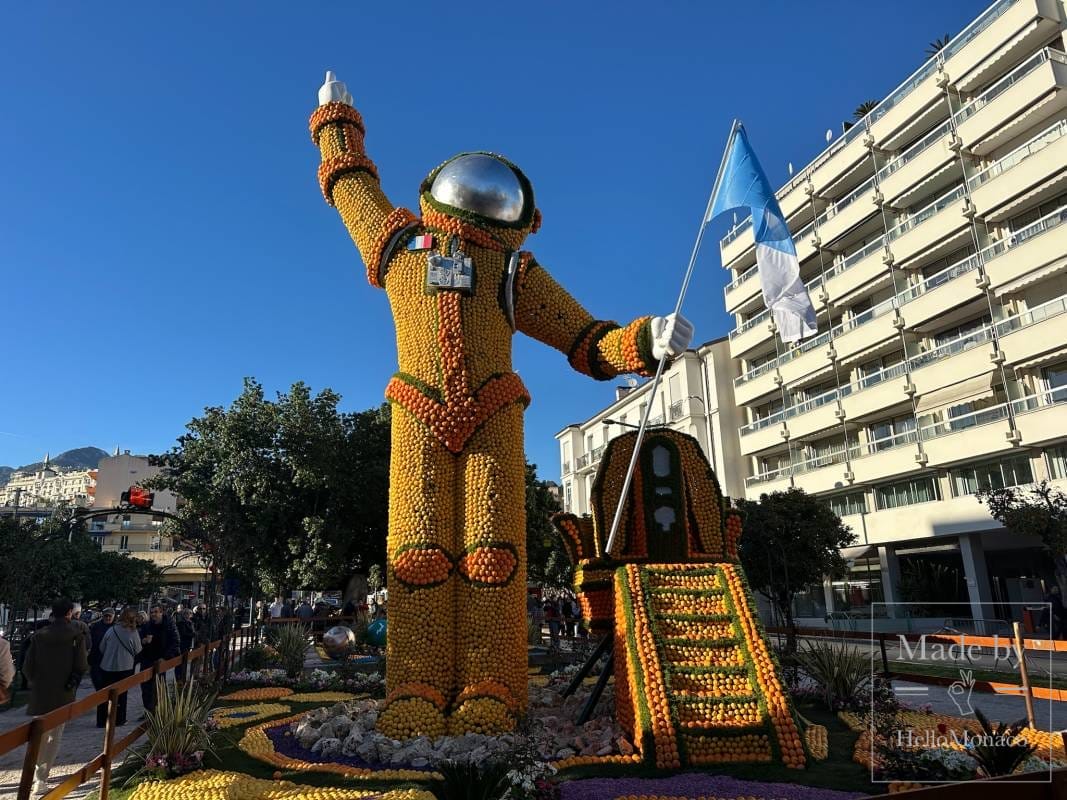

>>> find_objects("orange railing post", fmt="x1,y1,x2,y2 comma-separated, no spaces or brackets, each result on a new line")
99,686,120,800
17,717,44,800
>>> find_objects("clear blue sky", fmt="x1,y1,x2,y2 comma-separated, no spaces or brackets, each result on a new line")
0,1,987,477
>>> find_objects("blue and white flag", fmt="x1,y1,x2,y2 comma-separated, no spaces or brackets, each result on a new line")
708,125,817,342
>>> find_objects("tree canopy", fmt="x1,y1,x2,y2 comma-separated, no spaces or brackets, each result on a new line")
525,464,569,589
979,480,1067,591
0,514,162,610
736,488,855,652
150,379,391,595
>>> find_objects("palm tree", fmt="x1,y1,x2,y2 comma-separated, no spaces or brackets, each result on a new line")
926,34,951,58
853,100,879,121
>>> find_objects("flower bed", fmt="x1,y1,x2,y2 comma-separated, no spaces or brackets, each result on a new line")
225,667,384,695
126,769,435,800
558,773,866,800
210,703,292,729
218,687,294,701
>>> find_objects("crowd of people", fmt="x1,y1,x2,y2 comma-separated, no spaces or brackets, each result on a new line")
0,597,245,797
529,592,585,648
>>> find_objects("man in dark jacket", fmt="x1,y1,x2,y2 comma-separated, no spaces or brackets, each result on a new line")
138,602,180,713
22,599,90,796
87,608,115,695
174,609,195,682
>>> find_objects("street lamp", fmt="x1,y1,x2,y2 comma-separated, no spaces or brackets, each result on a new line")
603,418,638,429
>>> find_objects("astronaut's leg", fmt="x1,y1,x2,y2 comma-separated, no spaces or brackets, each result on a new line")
449,403,528,735
376,405,457,740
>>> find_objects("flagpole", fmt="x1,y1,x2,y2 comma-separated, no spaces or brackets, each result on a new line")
603,119,742,557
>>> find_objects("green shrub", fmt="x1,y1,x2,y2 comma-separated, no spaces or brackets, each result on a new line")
241,643,272,671
967,708,1037,777
795,639,871,710
274,624,309,678
125,676,218,784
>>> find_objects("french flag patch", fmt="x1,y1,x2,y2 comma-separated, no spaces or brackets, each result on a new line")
408,234,434,250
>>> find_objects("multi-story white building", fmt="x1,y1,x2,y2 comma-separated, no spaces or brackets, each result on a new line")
91,451,206,598
0,455,96,508
722,0,1067,623
556,338,745,516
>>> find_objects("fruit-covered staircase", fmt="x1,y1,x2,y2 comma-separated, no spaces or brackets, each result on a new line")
613,563,806,770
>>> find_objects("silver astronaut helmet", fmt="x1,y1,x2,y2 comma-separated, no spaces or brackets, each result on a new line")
423,153,535,228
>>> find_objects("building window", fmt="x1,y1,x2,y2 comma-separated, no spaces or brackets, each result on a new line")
875,476,939,510
867,415,916,451
1047,446,1067,480
950,457,1033,496
119,535,129,551
564,482,572,512
826,492,867,517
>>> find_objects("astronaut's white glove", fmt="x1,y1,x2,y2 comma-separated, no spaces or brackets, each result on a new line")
318,70,353,107
650,313,694,361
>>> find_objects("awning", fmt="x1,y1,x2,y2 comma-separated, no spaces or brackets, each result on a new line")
996,256,1067,296
914,372,995,414
1015,345,1067,372
841,545,876,561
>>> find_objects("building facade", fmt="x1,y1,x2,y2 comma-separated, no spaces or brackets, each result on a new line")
91,451,206,598
556,339,745,517
0,456,96,509
722,0,1067,624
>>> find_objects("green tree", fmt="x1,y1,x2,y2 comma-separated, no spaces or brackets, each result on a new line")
979,481,1067,593
524,463,570,589
150,379,390,596
736,488,856,653
0,515,162,611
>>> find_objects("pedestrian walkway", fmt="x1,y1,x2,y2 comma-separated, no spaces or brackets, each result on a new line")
893,678,1067,731
0,673,149,799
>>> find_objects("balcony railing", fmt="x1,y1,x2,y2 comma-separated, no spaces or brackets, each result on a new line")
648,415,666,426
897,250,981,304
847,360,909,394
969,119,1067,188
745,443,856,487
721,216,754,249
955,48,1067,124
669,400,686,421
886,183,967,242
562,461,571,474
576,453,590,469
1012,384,1067,414
996,293,1067,336
736,351,791,387
839,294,898,335
882,120,956,183
591,445,606,463
918,401,1009,438
909,324,994,371
726,264,759,292
730,308,772,339
861,427,918,456
739,386,841,437
991,204,1067,257
824,236,886,282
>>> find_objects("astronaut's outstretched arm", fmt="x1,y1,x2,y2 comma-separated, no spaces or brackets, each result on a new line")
513,256,693,380
310,72,413,288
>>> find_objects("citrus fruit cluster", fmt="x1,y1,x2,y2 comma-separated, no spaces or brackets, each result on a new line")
218,687,293,701
681,732,773,764
209,703,291,729
127,769,435,800
804,723,829,760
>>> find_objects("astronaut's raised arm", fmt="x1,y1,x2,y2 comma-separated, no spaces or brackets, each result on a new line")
512,255,660,380
310,73,402,289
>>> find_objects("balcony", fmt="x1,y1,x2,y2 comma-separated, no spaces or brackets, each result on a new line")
788,390,843,440
1013,385,1067,446
561,461,571,474
955,48,1067,156
877,120,956,205
729,309,775,359
809,124,872,200
833,299,900,364
823,236,889,304
734,364,781,406
794,220,820,264
724,263,762,313
576,453,591,470
739,417,788,456
897,251,984,329
744,466,792,495
868,57,944,150
720,217,755,269
791,455,854,495
840,363,912,421
982,204,1067,291
885,184,970,267
814,175,880,245
969,120,1067,222
849,430,921,484
947,0,1063,93
997,294,1067,366
777,331,832,385
919,402,1016,467
909,326,997,396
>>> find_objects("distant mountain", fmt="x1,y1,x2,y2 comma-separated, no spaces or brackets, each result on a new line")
0,447,109,485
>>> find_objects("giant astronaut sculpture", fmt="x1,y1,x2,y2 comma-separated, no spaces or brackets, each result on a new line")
311,72,693,738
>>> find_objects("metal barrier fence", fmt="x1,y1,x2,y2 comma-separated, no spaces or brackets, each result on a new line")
0,623,256,800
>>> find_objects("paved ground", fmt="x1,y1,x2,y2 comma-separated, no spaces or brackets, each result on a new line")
0,671,150,799
891,678,1067,730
